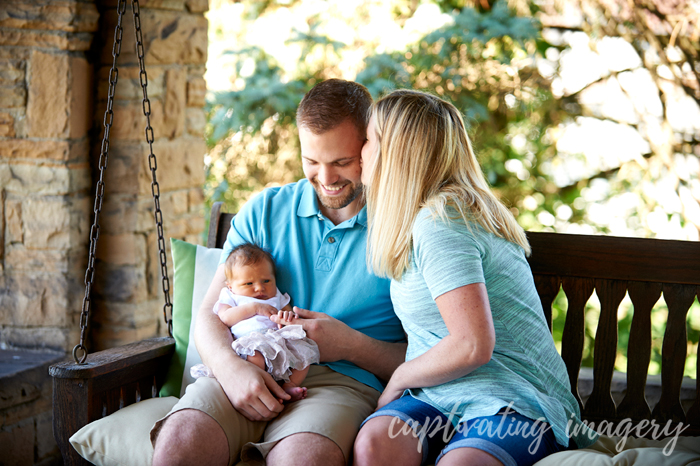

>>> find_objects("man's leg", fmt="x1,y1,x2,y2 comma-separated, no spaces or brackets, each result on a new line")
150,377,266,466
266,432,344,466
241,365,380,465
152,409,228,466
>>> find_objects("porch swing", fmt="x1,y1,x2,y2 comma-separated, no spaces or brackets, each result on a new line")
49,2,700,465
48,1,234,464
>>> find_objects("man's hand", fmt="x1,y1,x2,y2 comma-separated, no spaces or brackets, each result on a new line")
214,352,290,421
270,306,353,362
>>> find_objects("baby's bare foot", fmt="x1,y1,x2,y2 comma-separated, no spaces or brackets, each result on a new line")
283,385,307,402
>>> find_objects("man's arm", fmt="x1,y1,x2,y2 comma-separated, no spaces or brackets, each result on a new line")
271,307,407,382
194,264,290,421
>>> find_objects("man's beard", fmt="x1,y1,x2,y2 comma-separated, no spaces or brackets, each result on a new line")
311,179,364,210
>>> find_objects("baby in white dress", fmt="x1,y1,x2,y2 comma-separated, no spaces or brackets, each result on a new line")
192,243,319,401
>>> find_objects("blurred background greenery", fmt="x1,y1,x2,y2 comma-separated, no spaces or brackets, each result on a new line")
201,0,700,378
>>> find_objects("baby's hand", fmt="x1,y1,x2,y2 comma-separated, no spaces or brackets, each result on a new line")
276,309,297,329
252,303,278,318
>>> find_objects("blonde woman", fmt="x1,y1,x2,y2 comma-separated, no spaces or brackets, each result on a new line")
353,90,597,466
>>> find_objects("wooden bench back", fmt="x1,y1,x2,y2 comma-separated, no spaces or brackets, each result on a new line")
209,202,700,434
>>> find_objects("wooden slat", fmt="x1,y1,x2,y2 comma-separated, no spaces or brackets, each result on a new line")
617,281,661,421
652,284,696,424
584,279,626,419
560,277,595,412
533,275,560,331
687,288,700,429
527,232,700,285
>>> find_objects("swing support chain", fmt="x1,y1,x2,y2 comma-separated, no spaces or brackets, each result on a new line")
73,0,173,365
73,0,127,365
133,0,174,338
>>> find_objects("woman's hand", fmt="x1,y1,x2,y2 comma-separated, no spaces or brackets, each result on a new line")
376,378,405,410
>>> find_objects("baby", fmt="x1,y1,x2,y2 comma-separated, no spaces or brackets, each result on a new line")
192,243,319,401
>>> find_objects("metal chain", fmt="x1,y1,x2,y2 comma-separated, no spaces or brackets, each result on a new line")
74,0,127,364
132,0,173,337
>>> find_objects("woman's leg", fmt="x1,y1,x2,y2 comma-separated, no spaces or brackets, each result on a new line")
353,396,451,466
353,416,423,466
435,410,565,466
436,447,503,466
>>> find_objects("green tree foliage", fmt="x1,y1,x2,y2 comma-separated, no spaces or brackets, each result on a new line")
204,0,700,377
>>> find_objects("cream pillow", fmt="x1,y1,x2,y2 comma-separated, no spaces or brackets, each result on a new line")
534,435,700,466
69,397,178,466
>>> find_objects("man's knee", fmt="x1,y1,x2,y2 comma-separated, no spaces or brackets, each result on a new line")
152,409,229,466
266,432,344,466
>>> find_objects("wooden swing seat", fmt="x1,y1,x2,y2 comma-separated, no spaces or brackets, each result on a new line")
50,201,700,465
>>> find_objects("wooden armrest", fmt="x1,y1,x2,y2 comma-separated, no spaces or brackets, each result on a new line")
49,337,175,379
50,337,175,466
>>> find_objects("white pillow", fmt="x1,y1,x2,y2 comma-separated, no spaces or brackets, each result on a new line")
69,397,178,466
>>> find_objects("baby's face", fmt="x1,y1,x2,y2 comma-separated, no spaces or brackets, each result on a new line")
227,260,277,301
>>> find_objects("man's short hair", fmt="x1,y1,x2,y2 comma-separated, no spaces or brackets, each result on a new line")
296,79,372,140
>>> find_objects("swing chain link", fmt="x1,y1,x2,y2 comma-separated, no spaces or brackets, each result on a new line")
132,0,173,337
73,0,127,364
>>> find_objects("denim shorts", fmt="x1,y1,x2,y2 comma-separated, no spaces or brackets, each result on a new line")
362,395,569,466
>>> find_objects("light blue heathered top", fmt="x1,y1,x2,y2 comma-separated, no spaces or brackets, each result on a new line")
393,207,598,449
221,179,406,393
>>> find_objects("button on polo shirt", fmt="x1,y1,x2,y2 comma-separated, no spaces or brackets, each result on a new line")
221,179,405,391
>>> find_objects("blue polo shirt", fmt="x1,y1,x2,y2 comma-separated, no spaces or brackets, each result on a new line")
220,179,405,392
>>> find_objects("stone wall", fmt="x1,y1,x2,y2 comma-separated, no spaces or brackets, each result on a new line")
0,0,208,463
0,0,208,353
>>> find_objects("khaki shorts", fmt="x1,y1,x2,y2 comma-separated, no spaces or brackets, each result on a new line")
151,365,380,465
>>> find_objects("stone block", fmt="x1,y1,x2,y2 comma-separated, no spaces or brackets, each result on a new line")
0,58,25,86
0,28,94,51
0,0,100,33
36,410,59,462
27,50,69,138
97,0,185,10
96,233,147,266
186,107,205,136
160,188,189,216
107,98,178,141
186,76,206,107
93,262,149,303
96,64,165,100
0,417,34,465
163,68,186,139
0,85,26,108
145,138,206,192
0,111,15,137
99,194,144,235
21,197,73,250
102,141,151,195
188,186,204,212
5,198,23,245
3,272,75,327
100,9,207,66
186,0,209,13
2,162,91,196
0,139,71,161
0,326,70,354
70,56,92,139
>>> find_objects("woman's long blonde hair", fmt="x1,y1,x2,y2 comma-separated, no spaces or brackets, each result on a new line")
365,89,530,280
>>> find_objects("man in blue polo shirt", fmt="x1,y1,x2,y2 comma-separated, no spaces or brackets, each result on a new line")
152,79,406,466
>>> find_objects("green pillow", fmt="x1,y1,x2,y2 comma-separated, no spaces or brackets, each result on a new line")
160,238,222,397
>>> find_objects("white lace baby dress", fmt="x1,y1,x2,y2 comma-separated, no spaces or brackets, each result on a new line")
191,288,319,382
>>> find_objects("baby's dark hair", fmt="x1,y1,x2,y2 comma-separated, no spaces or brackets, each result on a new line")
224,243,276,283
